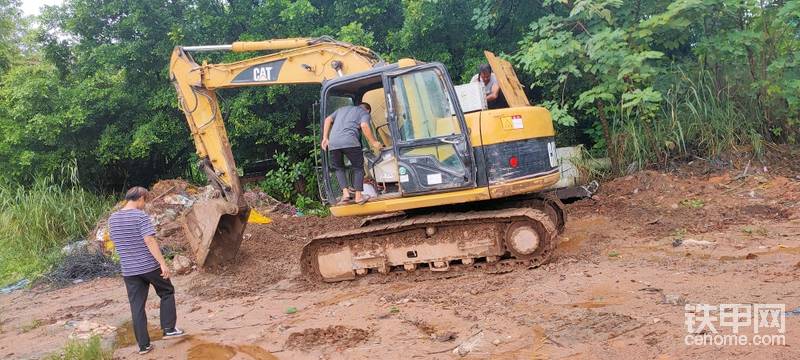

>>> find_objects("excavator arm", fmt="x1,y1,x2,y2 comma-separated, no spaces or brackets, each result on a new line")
169,37,380,266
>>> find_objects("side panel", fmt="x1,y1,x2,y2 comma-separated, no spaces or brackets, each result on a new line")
482,137,557,184
479,106,555,146
477,106,559,199
329,188,491,217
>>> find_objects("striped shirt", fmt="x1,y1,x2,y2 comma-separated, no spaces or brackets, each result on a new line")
108,209,160,276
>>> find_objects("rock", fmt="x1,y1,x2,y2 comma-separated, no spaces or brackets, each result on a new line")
163,194,193,207
172,254,193,275
76,320,95,332
492,339,501,346
653,317,661,324
745,253,758,260
434,331,456,342
158,221,182,238
679,239,715,248
339,301,353,307
453,331,483,357
162,208,179,221
662,294,687,306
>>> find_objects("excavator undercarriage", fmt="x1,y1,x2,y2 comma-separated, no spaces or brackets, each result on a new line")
301,197,565,282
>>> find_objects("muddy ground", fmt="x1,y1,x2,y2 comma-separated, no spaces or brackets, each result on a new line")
1,160,800,359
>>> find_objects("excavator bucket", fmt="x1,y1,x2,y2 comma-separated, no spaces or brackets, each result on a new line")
182,198,250,267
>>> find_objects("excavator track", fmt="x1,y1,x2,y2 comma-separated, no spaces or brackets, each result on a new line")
301,208,558,283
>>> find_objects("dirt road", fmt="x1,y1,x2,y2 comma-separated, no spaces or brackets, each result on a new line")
1,167,799,359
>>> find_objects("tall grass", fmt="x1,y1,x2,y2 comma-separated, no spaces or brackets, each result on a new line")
0,168,113,286
613,68,765,171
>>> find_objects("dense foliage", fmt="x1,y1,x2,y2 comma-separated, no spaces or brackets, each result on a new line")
0,0,797,194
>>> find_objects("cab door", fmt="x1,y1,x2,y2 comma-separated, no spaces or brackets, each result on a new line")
384,64,476,194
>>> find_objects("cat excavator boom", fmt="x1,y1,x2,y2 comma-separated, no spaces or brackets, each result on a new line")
169,37,381,266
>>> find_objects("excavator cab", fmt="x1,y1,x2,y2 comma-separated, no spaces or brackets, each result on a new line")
319,62,476,205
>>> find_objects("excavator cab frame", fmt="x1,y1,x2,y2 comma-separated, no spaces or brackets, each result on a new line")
318,62,477,204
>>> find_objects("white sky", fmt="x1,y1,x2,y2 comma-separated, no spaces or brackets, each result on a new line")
20,0,64,16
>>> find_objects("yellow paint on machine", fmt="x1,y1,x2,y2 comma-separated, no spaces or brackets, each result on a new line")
488,171,560,199
479,106,555,146
463,106,554,147
330,188,491,217
330,172,561,217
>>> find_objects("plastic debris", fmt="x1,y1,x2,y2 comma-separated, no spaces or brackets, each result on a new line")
247,210,273,224
0,279,29,294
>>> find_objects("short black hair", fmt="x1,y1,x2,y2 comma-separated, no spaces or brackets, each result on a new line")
478,64,492,75
359,102,372,113
125,186,149,201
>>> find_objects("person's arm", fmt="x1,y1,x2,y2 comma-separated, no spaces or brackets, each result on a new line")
140,214,170,278
486,78,500,102
144,235,170,279
360,122,381,150
321,115,333,150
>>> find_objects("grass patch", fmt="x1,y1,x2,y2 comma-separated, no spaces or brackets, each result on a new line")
680,199,705,209
0,173,113,286
20,319,43,333
45,336,113,360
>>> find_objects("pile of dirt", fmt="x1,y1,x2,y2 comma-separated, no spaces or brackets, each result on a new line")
92,179,305,274
187,214,361,298
91,179,219,257
569,166,799,237
284,325,370,351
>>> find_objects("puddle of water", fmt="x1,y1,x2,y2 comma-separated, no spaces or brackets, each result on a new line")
186,340,278,360
115,321,278,359
114,320,164,347
187,342,236,360
237,344,279,360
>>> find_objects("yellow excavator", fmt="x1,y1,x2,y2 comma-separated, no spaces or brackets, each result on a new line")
170,36,566,282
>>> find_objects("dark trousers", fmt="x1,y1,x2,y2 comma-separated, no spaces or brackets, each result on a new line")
123,268,177,348
330,147,365,192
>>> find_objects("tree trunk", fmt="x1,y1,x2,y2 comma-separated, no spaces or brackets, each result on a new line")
596,101,619,174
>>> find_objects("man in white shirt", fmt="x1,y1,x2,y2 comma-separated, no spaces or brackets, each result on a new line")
470,64,501,108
